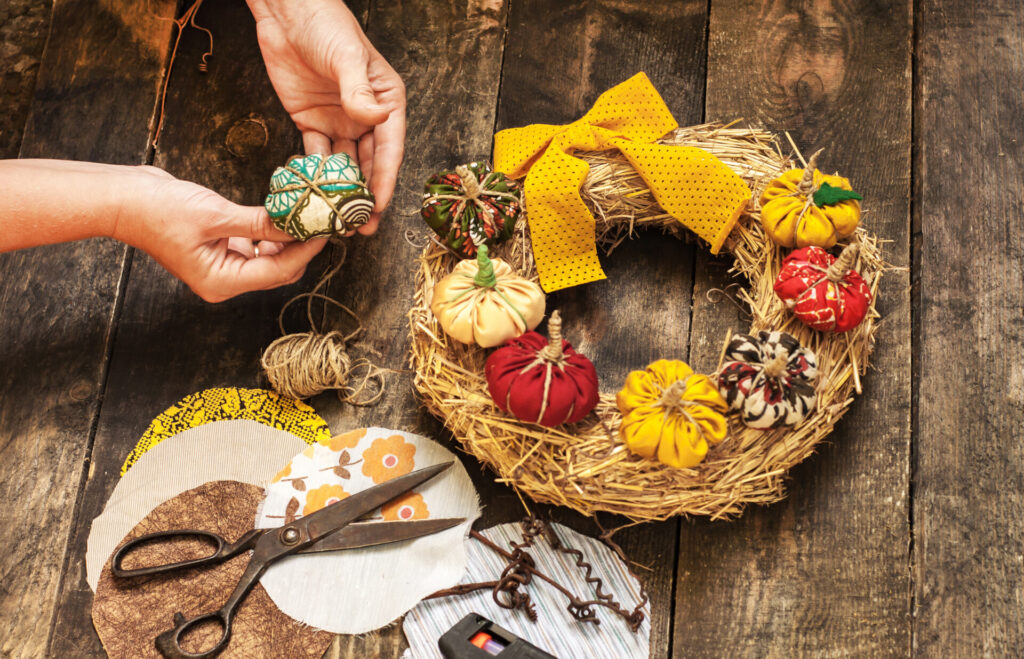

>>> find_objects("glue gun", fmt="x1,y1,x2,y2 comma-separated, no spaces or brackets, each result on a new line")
438,613,557,659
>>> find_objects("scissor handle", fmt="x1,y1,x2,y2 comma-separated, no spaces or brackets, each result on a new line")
111,529,263,578
154,610,231,659
153,545,271,658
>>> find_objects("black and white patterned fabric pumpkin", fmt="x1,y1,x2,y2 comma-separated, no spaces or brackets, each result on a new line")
717,331,818,429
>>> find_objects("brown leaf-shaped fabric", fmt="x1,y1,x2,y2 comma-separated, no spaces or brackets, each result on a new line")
292,478,306,491
284,497,300,525
91,480,333,659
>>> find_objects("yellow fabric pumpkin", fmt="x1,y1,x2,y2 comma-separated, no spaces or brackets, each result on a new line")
430,245,545,348
616,359,728,468
759,151,862,248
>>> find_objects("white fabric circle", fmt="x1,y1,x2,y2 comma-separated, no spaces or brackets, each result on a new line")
255,427,481,634
402,522,651,659
85,420,307,591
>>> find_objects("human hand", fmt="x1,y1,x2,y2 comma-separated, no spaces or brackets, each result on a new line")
247,0,406,235
113,166,327,303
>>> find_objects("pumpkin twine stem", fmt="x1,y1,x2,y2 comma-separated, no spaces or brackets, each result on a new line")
797,149,824,195
658,378,693,414
473,244,497,288
827,242,860,281
456,164,482,200
763,352,790,378
542,310,565,362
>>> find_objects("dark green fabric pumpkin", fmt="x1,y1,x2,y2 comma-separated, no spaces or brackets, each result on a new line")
420,161,522,258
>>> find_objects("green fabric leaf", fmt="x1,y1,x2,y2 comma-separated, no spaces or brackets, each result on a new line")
812,182,863,207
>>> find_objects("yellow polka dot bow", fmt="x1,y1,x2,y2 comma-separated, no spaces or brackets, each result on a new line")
493,72,751,292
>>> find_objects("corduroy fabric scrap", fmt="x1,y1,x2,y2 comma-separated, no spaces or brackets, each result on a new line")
120,388,330,475
87,420,307,591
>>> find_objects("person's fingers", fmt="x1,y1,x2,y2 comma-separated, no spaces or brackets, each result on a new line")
303,130,331,156
232,238,327,293
367,108,405,214
332,137,359,161
255,240,286,257
358,133,375,185
356,214,381,236
217,205,296,243
260,264,307,290
227,237,256,258
337,55,391,127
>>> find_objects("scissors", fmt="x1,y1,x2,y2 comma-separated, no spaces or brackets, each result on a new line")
110,461,463,658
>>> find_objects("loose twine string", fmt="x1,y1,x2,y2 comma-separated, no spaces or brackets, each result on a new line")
260,241,385,404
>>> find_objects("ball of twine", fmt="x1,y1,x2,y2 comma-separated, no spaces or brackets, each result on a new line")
409,122,890,522
262,243,385,405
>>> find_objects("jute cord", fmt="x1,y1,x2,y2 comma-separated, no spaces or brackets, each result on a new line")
262,241,385,405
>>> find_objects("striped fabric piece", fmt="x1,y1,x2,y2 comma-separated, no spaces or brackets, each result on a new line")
402,522,650,658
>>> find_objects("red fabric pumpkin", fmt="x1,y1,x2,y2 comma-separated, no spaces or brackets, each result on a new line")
774,243,872,332
485,310,599,427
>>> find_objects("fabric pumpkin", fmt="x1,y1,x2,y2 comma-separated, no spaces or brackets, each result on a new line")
421,162,522,258
616,360,728,469
485,310,599,427
774,243,872,332
759,151,862,248
717,331,818,429
265,153,374,240
430,245,545,348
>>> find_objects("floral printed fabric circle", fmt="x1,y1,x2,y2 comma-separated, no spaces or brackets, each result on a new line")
256,427,481,633
121,388,331,475
362,434,417,482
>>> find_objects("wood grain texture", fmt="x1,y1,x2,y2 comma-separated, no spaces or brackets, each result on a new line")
495,2,712,656
0,0,51,158
45,1,307,654
674,0,913,656
913,2,1024,655
0,1,175,656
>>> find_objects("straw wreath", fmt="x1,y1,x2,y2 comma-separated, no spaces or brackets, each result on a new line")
408,123,887,522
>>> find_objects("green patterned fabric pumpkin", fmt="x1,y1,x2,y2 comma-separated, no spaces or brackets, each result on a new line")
421,162,522,258
264,153,375,240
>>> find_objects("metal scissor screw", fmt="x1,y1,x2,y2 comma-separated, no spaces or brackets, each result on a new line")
280,527,300,545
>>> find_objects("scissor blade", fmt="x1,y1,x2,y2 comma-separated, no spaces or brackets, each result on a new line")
299,518,465,553
296,461,454,543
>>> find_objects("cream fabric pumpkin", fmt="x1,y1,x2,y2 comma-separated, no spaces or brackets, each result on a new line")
430,245,545,347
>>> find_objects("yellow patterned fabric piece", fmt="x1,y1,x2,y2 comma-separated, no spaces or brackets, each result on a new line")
120,388,331,475
494,72,751,292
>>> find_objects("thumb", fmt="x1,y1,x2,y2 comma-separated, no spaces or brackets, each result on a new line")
215,204,296,243
337,60,390,126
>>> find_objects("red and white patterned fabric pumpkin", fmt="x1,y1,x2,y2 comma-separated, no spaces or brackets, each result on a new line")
774,243,872,333
717,331,818,428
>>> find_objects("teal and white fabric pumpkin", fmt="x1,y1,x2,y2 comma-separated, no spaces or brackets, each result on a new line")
264,153,375,240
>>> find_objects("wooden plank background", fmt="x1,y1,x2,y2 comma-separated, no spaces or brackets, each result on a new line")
0,0,1020,657
0,0,176,654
